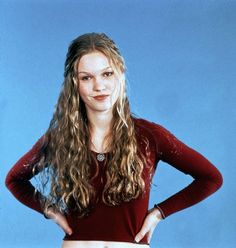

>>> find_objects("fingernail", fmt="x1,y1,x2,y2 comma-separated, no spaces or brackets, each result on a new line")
134,237,139,243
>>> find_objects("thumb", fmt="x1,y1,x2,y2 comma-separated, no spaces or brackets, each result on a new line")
61,223,73,236
53,213,73,235
60,219,73,235
135,228,147,243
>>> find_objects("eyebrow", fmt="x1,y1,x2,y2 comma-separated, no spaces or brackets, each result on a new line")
78,66,112,74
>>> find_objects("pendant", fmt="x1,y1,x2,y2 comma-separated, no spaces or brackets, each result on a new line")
96,153,105,162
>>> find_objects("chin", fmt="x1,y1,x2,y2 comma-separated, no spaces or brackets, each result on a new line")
96,108,113,113
90,106,113,113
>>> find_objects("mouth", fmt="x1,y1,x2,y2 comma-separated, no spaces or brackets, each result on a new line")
93,95,109,101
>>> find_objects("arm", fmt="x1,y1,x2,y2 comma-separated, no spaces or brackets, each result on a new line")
5,135,46,215
151,122,223,218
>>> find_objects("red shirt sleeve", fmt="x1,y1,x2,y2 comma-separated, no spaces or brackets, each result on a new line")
5,135,46,215
149,122,223,218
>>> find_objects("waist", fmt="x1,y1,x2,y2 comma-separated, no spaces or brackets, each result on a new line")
62,241,150,248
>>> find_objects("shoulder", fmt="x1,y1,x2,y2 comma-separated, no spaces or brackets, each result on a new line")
131,116,170,138
131,116,183,155
32,134,47,152
131,116,166,149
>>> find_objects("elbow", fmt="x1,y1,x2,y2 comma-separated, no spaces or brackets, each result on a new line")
196,167,224,194
215,170,223,190
209,168,223,192
5,170,14,190
5,173,11,189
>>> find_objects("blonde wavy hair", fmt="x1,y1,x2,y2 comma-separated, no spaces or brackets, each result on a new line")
35,33,146,217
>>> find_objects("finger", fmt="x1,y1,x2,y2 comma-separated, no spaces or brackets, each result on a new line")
60,219,73,235
147,229,154,244
54,214,73,235
60,222,73,235
135,229,147,243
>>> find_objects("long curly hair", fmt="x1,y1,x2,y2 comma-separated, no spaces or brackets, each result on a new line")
35,33,146,217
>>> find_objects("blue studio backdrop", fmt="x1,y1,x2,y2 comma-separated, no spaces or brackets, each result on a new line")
1,0,235,247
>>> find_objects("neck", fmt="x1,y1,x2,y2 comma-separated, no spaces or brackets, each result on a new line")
86,109,113,134
86,109,113,153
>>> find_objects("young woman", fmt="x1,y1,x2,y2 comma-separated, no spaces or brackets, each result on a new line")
5,33,223,248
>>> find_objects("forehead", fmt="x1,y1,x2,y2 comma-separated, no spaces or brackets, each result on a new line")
78,51,111,73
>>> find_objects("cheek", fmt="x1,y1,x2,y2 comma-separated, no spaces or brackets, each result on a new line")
109,77,119,92
78,84,89,99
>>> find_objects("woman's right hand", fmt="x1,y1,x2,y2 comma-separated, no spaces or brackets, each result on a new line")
45,207,73,235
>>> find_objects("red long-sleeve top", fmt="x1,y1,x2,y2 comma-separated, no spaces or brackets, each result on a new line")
5,118,223,244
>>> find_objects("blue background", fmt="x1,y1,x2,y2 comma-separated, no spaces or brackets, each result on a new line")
1,0,235,247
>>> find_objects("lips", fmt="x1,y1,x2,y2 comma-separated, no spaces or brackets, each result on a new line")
93,95,109,101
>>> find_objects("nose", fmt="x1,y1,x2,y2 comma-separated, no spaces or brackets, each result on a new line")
93,76,106,92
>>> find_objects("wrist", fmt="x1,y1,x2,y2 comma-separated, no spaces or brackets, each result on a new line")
151,208,163,220
43,206,55,219
154,204,165,219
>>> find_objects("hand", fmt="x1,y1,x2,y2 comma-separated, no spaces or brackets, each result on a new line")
44,207,73,235
134,207,162,243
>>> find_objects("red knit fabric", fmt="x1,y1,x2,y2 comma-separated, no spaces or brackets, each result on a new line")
5,118,223,244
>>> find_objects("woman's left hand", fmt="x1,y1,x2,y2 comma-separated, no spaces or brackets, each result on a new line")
134,207,162,244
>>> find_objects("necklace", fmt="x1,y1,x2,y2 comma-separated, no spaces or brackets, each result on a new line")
90,140,106,162
96,153,105,162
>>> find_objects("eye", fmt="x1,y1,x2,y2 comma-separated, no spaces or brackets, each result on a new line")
80,75,92,81
103,71,114,77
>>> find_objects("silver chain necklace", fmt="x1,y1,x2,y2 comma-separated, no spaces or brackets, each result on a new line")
96,153,106,162
90,140,106,162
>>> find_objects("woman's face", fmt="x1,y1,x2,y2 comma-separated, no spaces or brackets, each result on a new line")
76,51,121,115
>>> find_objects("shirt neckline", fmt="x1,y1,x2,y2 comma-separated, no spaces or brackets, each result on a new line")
90,150,109,155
